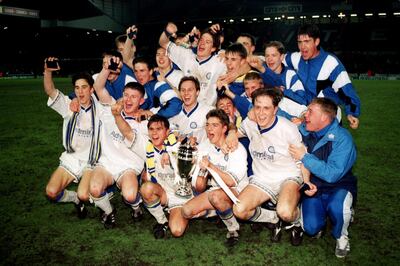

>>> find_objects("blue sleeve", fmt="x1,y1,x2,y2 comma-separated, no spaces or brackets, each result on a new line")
153,82,182,118
229,82,245,96
283,72,308,105
285,53,294,69
260,64,283,87
232,96,252,118
277,108,295,121
329,59,361,117
302,131,357,183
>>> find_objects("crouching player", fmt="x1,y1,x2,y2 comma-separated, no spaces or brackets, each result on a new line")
89,66,147,228
43,57,98,218
182,109,248,247
232,88,304,246
113,113,191,239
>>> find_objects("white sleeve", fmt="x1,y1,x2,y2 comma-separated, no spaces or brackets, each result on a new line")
166,42,194,70
226,144,248,185
47,90,72,119
125,130,148,161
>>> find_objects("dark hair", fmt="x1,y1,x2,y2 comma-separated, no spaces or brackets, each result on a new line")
72,72,94,87
133,56,153,70
237,33,256,46
310,98,337,120
102,50,123,60
178,76,200,91
264,41,285,55
225,42,248,59
251,88,283,107
216,94,234,106
298,24,320,40
201,28,221,50
148,114,170,129
244,72,263,83
115,34,127,46
124,82,145,97
206,109,230,130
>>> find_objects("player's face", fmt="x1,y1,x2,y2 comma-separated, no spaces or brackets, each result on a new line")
304,103,324,132
148,121,169,149
237,36,255,55
179,80,199,108
156,48,171,69
265,46,284,73
74,79,93,107
206,117,227,146
225,52,246,74
217,98,235,118
134,62,153,85
244,79,263,98
116,42,124,53
122,88,143,116
197,33,216,59
254,95,278,128
103,55,120,81
297,34,320,61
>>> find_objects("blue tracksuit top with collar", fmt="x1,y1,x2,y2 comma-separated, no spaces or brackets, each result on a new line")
285,48,361,117
299,119,357,198
105,63,136,100
140,79,182,118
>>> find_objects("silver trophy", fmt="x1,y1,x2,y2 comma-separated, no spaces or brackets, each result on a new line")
175,142,195,198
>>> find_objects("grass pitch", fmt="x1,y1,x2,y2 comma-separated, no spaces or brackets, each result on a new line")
0,78,399,265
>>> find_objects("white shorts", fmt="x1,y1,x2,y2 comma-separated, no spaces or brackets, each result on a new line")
59,152,92,182
249,175,303,204
96,156,143,183
165,189,193,211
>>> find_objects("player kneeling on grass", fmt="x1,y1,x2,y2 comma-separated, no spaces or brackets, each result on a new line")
182,109,248,247
43,57,99,219
231,88,304,246
114,113,191,239
289,98,357,258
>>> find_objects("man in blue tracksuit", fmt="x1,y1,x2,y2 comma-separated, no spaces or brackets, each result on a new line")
289,98,357,258
284,24,361,129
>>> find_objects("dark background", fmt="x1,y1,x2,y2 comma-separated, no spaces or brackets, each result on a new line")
0,0,399,76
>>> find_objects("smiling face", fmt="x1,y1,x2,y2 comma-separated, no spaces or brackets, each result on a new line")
253,95,278,129
155,47,171,70
122,88,143,116
297,34,320,61
244,79,263,98
206,116,227,146
265,46,284,73
74,79,93,107
134,62,153,85
148,121,169,149
304,103,326,132
237,36,255,55
216,97,235,120
179,80,199,109
197,33,216,60
225,52,246,74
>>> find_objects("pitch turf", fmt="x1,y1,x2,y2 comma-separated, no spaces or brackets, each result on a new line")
0,78,399,265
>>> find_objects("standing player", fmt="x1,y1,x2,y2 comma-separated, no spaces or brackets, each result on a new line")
89,60,147,228
169,76,213,144
182,109,248,247
285,24,361,129
159,22,226,106
232,88,304,246
43,57,98,218
154,46,184,92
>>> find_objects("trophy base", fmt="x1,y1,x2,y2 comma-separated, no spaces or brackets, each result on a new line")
175,186,192,199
